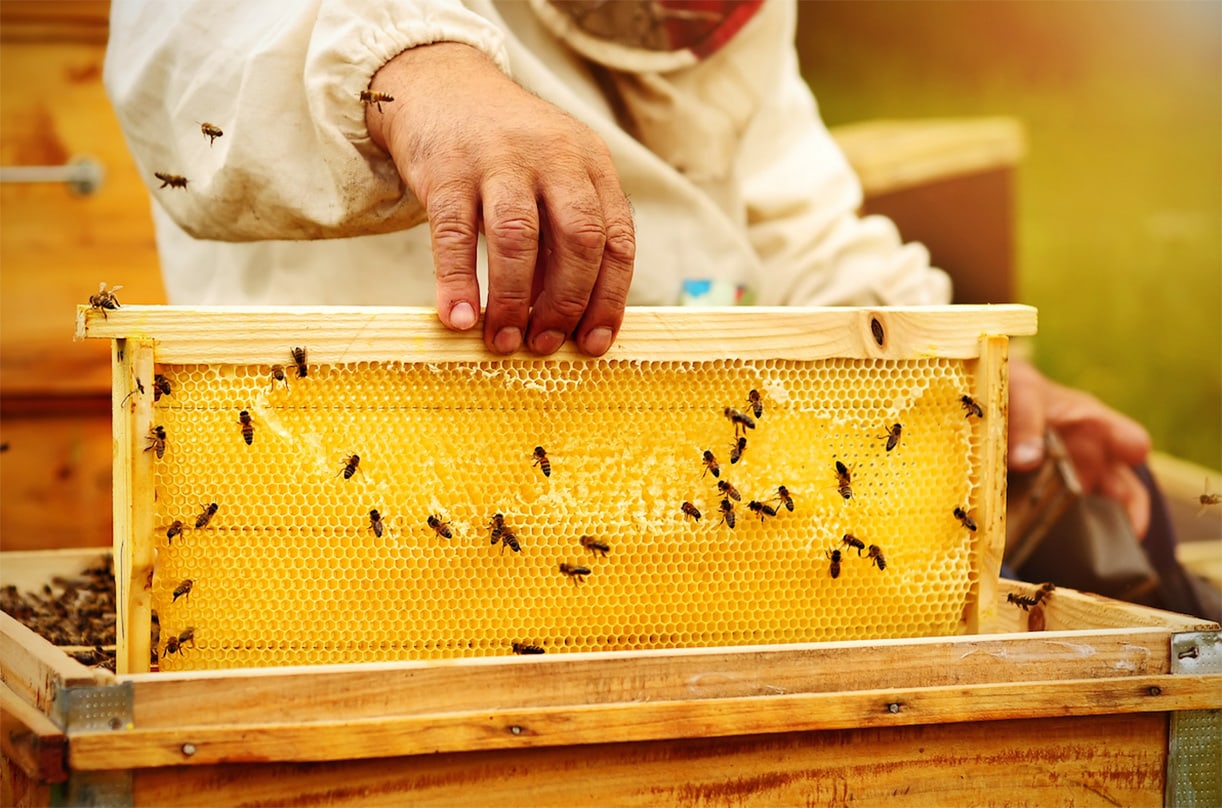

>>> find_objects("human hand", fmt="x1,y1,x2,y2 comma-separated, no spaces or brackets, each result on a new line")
1008,358,1153,538
366,43,635,356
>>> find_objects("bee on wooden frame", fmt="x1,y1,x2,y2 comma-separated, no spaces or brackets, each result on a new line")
359,89,394,112
1006,592,1039,611
879,423,903,452
724,407,756,436
746,389,763,419
237,410,254,445
702,449,721,479
559,562,591,585
290,346,308,378
960,395,984,419
747,500,778,522
512,642,545,655
681,501,701,521
199,122,223,144
729,436,747,465
428,514,453,539
153,374,172,402
825,548,842,579
154,172,188,189
145,425,167,459
717,480,742,502
368,509,385,538
269,364,289,390
89,282,122,317
866,544,887,571
532,446,551,478
194,502,218,529
953,507,978,532
579,535,610,557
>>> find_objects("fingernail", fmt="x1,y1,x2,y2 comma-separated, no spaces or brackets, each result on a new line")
449,301,476,330
1011,439,1045,468
493,327,521,354
532,330,565,355
583,327,613,356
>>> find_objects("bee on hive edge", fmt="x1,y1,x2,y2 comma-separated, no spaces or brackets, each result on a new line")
120,376,145,406
960,395,984,419
579,535,610,557
88,282,122,318
166,520,184,544
153,373,172,402
724,407,756,436
834,460,853,500
154,171,188,190
512,642,545,655
369,509,385,538
825,548,842,579
532,446,551,478
269,364,289,390
559,562,591,585
199,122,223,144
953,507,978,532
237,410,254,445
718,498,736,529
194,502,218,529
880,423,903,452
1035,581,1055,604
702,449,721,479
359,89,394,112
172,579,193,604
747,500,778,522
867,544,887,571
338,454,360,480
290,346,308,378
681,501,701,521
747,389,763,419
428,514,453,539
717,479,742,502
841,533,865,555
729,436,747,465
144,425,167,459
773,485,794,512
1006,592,1039,612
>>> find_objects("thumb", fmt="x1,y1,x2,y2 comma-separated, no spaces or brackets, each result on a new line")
1008,358,1047,471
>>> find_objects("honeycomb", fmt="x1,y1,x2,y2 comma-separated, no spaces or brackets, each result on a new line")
148,356,987,670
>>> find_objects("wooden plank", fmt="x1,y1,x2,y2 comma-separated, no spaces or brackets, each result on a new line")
0,1,109,44
1,684,67,783
123,626,1183,731
128,713,1167,808
0,612,108,714
968,336,1009,634
69,673,1214,770
0,548,110,588
117,341,155,675
75,305,1039,363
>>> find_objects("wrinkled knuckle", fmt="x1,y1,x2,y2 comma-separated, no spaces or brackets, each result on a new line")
560,221,608,263
603,220,636,265
487,213,541,259
544,295,591,324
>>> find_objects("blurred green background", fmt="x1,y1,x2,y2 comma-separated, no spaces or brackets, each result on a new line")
796,0,1221,471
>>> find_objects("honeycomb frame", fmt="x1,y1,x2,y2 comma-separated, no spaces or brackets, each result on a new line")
77,305,1037,674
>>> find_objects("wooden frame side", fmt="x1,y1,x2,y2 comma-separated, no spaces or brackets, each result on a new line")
967,335,1009,634
76,305,1038,363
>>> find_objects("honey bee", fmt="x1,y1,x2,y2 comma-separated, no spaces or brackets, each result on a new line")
178,626,196,648
339,454,360,480
841,533,865,554
702,450,721,479
154,171,188,189
834,460,853,500
1200,479,1221,511
867,544,887,571
559,562,591,585
747,500,778,521
579,535,610,557
166,519,184,544
717,480,742,502
724,407,756,435
270,364,289,390
369,509,385,538
153,373,172,402
880,423,903,452
953,507,978,532
1006,592,1040,612
512,641,545,655
532,446,551,478
172,579,193,604
89,282,122,317
773,485,794,512
194,502,218,529
960,395,984,419
825,548,842,579
200,122,223,144
359,89,395,112
718,498,737,529
290,346,308,378
1035,581,1056,604
681,501,701,521
237,410,254,445
747,389,763,419
488,513,519,552
162,627,196,658
144,425,167,459
162,636,181,658
499,529,521,554
729,436,747,464
428,514,453,539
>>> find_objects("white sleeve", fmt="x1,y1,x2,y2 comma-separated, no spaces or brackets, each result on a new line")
738,51,953,307
103,0,510,242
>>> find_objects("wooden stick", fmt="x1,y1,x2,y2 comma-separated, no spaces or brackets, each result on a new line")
69,673,1218,770
968,335,1010,634
124,340,156,674
75,305,1038,363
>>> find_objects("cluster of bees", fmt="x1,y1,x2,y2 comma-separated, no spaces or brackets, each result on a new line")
0,556,119,671
142,91,393,193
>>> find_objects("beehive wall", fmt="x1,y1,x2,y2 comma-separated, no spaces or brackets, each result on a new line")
149,356,986,670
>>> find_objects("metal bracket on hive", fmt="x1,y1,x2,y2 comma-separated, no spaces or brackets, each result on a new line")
1166,630,1221,808
53,681,136,807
